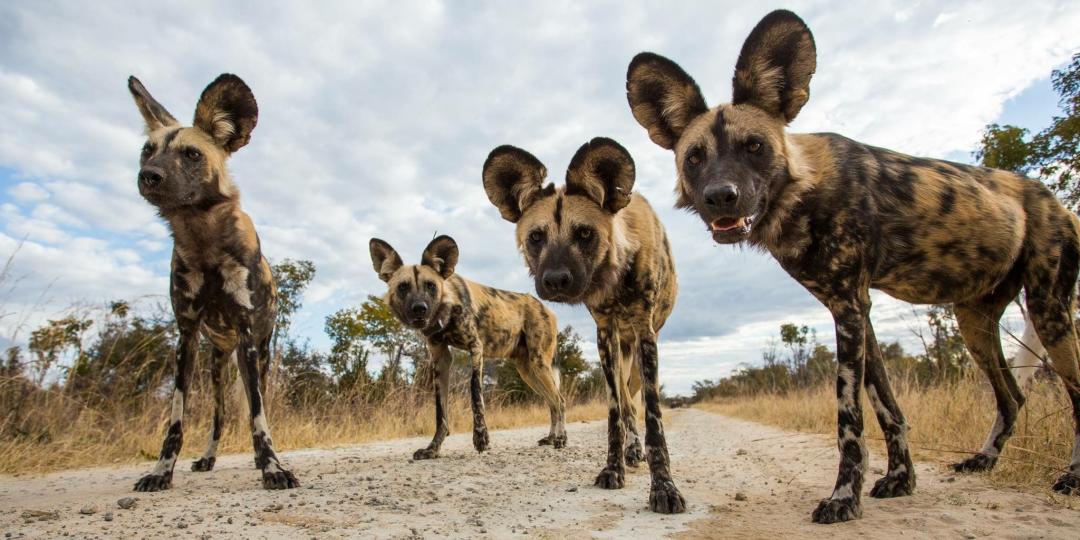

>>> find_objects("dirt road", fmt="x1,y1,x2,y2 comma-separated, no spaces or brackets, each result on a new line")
2,408,1077,539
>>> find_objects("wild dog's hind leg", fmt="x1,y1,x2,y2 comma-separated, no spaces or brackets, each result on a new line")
953,289,1024,474
414,342,452,460
192,347,231,472
865,323,915,498
639,327,686,513
812,295,869,524
620,339,644,467
594,322,626,489
1025,222,1080,494
518,351,567,449
237,330,298,489
135,326,197,491
468,343,490,453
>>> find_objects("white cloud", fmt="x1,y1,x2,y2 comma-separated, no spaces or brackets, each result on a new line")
0,0,1075,394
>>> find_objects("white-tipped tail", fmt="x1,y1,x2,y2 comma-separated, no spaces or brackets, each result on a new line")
1011,312,1044,387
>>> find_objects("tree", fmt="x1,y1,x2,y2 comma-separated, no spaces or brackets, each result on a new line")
977,53,1080,209
917,305,969,380
324,296,425,392
28,315,92,387
270,259,316,348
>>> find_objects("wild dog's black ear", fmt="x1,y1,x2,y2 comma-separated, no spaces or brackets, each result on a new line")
193,74,259,153
482,145,550,223
128,76,179,133
626,52,708,150
421,235,458,279
370,238,403,282
565,137,635,214
732,10,816,123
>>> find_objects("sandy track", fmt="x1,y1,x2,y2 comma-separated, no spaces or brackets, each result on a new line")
1,408,1078,539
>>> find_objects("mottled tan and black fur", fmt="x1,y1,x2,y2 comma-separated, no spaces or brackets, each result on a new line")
128,74,298,492
626,9,1080,524
483,138,684,513
369,235,567,458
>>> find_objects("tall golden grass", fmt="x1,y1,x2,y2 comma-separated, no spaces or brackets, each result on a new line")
700,370,1073,493
0,377,605,475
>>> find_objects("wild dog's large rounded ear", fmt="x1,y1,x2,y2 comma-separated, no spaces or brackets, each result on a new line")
193,74,259,153
128,76,179,133
626,52,708,150
565,137,635,214
370,238,403,282
732,10,816,123
482,145,550,223
421,235,459,279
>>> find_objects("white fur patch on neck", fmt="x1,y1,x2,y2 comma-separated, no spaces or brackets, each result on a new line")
221,263,254,309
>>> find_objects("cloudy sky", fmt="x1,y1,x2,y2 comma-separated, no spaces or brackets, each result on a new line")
0,1,1077,395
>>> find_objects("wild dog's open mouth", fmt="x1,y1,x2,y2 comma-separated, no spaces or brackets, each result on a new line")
709,214,756,242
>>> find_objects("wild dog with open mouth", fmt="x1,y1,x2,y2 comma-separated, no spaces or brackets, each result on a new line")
369,235,567,458
128,74,298,491
626,9,1080,523
483,138,684,513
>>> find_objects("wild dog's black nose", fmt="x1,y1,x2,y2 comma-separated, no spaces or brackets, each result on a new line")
411,302,429,316
139,168,164,188
542,268,573,292
704,183,738,209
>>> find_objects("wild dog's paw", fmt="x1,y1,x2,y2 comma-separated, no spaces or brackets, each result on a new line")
537,435,554,446
1052,472,1080,496
413,447,440,460
811,497,862,524
133,473,172,492
190,457,216,472
952,453,997,473
869,470,915,498
262,468,300,490
649,480,687,514
473,428,490,453
624,440,645,467
552,434,567,450
594,466,625,490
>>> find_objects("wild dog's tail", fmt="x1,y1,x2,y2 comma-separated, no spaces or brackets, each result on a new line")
1011,310,1044,387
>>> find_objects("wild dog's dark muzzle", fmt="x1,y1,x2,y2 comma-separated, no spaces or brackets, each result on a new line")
139,166,165,189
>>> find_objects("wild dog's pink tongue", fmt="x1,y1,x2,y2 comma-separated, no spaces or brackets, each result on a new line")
711,217,746,232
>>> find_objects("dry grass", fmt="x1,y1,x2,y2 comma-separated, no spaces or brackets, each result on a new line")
700,371,1074,493
0,381,605,475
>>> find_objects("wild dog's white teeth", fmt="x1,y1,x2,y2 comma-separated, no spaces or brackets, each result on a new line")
736,217,746,228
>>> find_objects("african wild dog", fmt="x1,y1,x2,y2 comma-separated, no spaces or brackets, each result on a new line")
483,138,685,513
626,9,1080,523
128,74,298,491
369,235,567,458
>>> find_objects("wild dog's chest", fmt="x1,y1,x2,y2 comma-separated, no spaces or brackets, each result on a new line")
171,255,273,325
425,304,480,351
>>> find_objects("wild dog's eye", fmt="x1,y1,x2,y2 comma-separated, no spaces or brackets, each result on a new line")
576,227,593,241
746,141,762,154
396,282,409,295
528,230,545,245
141,143,154,158
425,281,436,293
686,148,703,168
185,148,203,161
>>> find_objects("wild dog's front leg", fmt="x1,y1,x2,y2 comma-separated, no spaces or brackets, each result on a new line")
864,323,915,498
812,299,869,524
415,342,452,460
192,347,231,472
237,329,298,489
621,340,644,467
469,343,490,453
639,330,686,513
135,328,196,491
594,322,626,489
